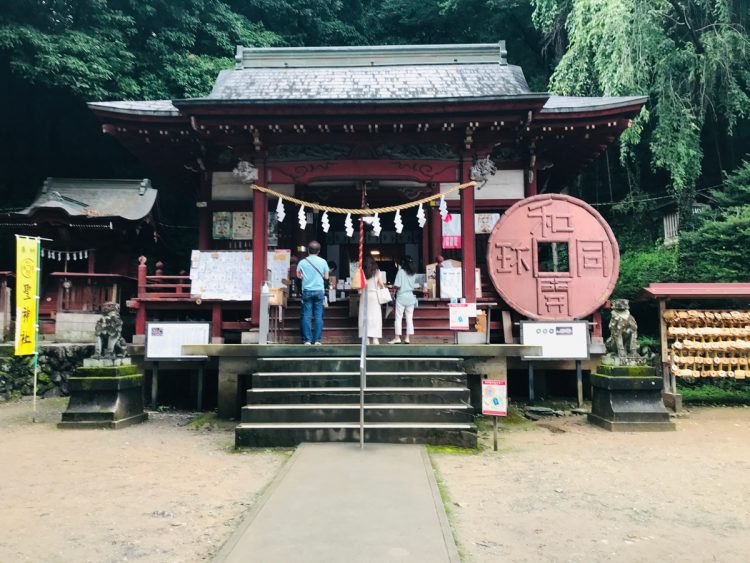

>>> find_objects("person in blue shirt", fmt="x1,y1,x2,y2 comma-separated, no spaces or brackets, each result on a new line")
296,240,329,345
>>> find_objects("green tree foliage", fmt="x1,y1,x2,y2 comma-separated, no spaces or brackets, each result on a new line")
531,0,750,217
0,0,281,100
615,244,679,299
679,159,750,281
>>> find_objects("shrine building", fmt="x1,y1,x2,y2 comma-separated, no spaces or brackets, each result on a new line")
88,42,645,346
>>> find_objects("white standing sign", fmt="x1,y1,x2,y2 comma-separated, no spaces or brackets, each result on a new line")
482,380,507,416
449,303,471,330
440,267,462,299
146,322,210,360
521,321,589,360
267,249,291,289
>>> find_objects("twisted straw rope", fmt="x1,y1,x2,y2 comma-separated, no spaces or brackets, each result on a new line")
249,181,477,215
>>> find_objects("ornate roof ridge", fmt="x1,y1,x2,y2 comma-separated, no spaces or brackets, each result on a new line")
234,42,508,69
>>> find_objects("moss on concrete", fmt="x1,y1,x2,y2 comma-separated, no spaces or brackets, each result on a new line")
75,364,140,377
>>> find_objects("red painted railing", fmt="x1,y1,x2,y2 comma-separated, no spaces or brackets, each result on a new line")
137,257,191,299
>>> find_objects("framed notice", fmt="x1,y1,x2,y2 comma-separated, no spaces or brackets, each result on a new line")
482,380,507,416
212,212,232,240
146,322,210,360
231,211,253,240
475,213,501,234
521,320,589,360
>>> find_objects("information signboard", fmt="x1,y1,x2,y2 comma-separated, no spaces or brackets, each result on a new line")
482,380,507,416
145,322,210,360
267,249,291,289
521,320,589,360
189,250,253,300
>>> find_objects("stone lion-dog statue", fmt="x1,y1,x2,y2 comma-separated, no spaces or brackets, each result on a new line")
607,298,639,360
94,302,128,358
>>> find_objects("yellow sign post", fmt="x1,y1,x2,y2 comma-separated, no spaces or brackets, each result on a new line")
15,235,41,421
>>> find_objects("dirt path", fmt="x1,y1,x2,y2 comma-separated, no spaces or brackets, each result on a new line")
432,407,750,563
0,398,287,563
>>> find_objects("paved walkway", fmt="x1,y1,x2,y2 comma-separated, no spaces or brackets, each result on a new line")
214,443,460,563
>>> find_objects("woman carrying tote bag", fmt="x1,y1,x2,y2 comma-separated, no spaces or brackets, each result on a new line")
389,256,419,344
358,254,385,345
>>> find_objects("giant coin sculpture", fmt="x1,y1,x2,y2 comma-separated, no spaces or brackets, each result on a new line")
487,194,619,320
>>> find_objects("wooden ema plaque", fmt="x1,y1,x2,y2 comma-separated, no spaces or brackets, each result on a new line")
487,194,620,320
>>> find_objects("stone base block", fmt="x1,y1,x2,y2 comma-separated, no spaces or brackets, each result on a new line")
587,413,675,432
240,331,258,344
588,366,675,432
59,368,147,430
662,391,683,412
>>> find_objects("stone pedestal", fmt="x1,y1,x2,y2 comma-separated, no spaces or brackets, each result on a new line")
58,358,148,429
588,365,675,432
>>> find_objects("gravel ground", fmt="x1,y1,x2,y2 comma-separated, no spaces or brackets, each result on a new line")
3,398,749,563
431,407,750,563
0,398,287,563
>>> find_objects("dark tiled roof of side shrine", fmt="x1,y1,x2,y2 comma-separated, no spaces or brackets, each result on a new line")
87,43,646,113
18,178,157,221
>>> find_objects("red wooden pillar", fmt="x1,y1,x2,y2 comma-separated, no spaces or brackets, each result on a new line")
134,256,148,338
197,173,211,250
135,303,146,338
212,302,222,341
460,159,476,302
251,162,268,327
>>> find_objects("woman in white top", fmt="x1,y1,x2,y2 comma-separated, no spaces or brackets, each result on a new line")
389,256,419,344
358,254,385,344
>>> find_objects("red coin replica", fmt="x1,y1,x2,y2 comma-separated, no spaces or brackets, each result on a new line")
487,194,619,320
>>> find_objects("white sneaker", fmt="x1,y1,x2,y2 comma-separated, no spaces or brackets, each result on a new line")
313,342,322,346
304,341,312,345
371,338,380,345
388,338,401,344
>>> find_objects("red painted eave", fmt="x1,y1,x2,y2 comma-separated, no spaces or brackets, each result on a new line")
641,283,750,300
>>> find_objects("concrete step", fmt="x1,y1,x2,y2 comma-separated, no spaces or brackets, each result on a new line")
235,422,477,448
241,403,475,423
257,356,462,371
247,386,471,405
251,371,467,388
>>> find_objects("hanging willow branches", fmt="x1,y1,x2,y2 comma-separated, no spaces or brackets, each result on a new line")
531,0,750,219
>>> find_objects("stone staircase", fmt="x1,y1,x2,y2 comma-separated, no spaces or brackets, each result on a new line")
235,355,477,448
277,298,498,344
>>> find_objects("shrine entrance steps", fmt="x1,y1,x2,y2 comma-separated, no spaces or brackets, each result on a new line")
235,355,477,448
278,298,486,344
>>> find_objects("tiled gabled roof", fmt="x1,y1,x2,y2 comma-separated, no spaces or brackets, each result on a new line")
19,178,157,221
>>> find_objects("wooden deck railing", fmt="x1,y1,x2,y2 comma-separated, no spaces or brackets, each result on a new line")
137,257,191,299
